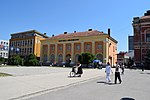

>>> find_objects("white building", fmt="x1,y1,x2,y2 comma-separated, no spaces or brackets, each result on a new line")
0,40,9,58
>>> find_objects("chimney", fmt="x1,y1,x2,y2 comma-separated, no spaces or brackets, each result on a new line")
88,29,92,31
52,34,54,37
74,31,76,33
44,33,46,35
108,28,110,36
64,32,67,34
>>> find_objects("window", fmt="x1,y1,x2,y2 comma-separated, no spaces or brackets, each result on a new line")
50,54,55,62
58,54,63,62
76,45,80,50
30,40,32,46
24,48,26,53
52,46,55,51
44,54,47,62
3,53,5,57
22,41,24,46
25,40,27,45
28,40,30,45
59,46,62,50
27,48,30,53
146,34,150,42
6,53,8,57
67,44,71,51
86,44,91,50
30,48,32,53
97,44,102,49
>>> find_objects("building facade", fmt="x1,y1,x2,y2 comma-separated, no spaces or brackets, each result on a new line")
132,10,150,64
9,30,48,59
40,29,118,66
117,52,129,65
128,36,134,51
0,40,9,58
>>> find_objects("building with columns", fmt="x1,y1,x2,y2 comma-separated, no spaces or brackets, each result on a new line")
40,29,118,66
132,10,150,64
9,30,49,59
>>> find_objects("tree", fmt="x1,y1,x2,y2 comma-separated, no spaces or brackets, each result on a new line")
25,54,39,66
0,57,5,64
78,52,95,67
8,55,22,65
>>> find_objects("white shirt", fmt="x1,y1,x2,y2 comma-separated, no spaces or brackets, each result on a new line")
115,65,120,72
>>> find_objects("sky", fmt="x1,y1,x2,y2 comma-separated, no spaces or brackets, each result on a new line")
0,0,150,52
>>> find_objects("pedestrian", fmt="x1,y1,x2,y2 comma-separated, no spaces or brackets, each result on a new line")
69,57,71,67
121,63,125,75
141,63,144,71
105,62,113,83
76,63,83,77
115,62,122,84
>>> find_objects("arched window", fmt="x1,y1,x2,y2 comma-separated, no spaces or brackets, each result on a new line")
66,54,71,63
146,30,150,42
58,54,63,62
50,54,55,63
44,54,47,62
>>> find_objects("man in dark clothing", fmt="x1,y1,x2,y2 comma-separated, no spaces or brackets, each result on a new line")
76,63,83,77
115,63,122,84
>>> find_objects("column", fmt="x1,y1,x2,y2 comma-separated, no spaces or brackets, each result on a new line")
47,44,50,61
103,39,108,63
55,44,58,63
81,41,84,53
40,44,43,62
71,43,74,62
92,41,95,55
63,44,66,62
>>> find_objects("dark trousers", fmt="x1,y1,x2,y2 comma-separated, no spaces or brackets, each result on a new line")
115,72,122,84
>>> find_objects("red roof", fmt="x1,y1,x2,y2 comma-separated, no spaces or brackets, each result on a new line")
50,30,104,39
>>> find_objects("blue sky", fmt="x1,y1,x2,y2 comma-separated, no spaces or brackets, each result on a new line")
0,0,150,52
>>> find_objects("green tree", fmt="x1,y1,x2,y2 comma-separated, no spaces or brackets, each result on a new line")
0,57,5,64
78,52,95,67
25,54,39,66
8,55,22,65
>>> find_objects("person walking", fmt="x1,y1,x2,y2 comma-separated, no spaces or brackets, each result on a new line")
141,63,144,71
121,63,125,75
115,62,122,84
76,63,83,77
105,62,113,83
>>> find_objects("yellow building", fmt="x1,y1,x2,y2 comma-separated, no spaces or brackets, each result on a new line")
9,30,48,59
40,29,117,66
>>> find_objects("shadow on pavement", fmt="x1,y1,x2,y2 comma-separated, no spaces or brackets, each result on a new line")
97,81,115,85
120,97,135,100
140,72,150,75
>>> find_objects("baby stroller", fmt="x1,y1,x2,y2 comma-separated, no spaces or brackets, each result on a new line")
69,66,77,77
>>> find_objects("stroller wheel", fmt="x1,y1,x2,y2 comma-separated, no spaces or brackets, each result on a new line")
70,71,75,77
